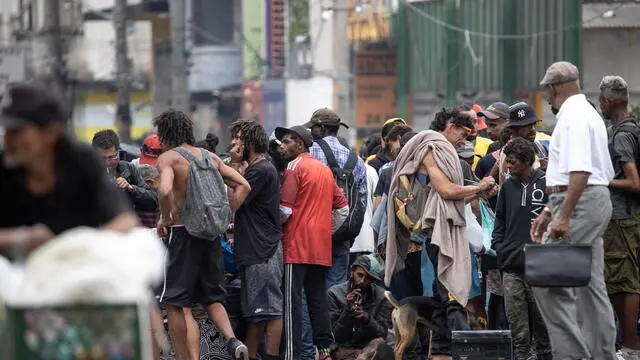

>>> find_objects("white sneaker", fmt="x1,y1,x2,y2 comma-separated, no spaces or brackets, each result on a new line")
620,347,640,360
617,350,628,360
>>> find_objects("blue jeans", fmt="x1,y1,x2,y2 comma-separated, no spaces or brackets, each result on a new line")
301,294,316,360
326,240,351,287
300,241,350,359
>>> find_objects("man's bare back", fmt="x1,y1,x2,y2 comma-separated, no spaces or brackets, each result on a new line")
157,145,202,224
156,143,251,231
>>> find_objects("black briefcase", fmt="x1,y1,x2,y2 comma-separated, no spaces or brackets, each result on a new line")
524,243,592,287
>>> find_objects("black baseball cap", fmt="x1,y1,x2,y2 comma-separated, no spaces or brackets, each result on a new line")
478,102,509,120
303,108,349,129
275,125,314,148
0,81,67,130
508,102,539,128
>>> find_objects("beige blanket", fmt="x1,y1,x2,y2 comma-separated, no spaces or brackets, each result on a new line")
384,130,471,306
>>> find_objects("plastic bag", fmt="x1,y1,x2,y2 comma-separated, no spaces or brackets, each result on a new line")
220,235,239,274
465,204,484,254
479,200,496,256
6,227,165,306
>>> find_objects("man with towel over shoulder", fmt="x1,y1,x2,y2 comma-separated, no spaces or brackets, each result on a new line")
385,108,497,360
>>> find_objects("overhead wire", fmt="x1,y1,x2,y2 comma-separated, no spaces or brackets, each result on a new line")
404,1,627,40
403,1,627,95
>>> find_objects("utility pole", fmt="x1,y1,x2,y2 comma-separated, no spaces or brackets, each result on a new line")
170,0,189,113
41,0,66,100
333,0,353,134
114,0,132,143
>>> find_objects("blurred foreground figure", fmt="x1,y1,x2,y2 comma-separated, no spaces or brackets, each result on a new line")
0,81,137,259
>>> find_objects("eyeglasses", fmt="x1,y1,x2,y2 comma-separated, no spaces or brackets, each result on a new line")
101,154,119,161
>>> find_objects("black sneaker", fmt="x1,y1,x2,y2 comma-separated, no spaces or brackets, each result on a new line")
227,338,249,360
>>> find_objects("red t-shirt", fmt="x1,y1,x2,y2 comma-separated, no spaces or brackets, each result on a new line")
280,153,348,266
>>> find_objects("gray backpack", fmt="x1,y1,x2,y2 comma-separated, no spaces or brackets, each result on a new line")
173,147,231,240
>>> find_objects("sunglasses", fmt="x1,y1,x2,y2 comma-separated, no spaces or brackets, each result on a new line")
141,144,163,157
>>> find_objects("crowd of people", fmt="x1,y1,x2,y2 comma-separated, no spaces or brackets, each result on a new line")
1,61,639,360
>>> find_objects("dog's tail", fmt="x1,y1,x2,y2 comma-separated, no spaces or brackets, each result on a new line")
384,290,402,308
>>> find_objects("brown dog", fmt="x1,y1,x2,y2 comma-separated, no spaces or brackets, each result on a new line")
384,291,439,360
384,291,486,360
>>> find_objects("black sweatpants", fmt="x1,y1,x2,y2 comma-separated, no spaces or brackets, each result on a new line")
283,263,334,360
427,243,470,356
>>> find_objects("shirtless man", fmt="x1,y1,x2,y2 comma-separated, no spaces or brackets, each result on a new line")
154,110,251,360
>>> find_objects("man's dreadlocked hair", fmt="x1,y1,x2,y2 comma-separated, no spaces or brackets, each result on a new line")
153,109,196,147
229,119,268,154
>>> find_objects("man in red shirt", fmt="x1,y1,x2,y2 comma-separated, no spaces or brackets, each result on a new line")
275,125,349,360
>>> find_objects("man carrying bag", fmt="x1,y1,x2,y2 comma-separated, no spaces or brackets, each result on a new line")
530,61,617,360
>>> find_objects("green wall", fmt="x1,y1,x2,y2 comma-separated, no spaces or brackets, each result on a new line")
394,0,582,116
242,0,266,79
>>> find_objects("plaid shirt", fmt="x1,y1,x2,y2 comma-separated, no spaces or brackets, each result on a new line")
309,136,368,206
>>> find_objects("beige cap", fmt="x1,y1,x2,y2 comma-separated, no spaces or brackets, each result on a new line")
540,61,580,86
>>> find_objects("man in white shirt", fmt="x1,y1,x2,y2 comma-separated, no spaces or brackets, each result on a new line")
530,61,617,360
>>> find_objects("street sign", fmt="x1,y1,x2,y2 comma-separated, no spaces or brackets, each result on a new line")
0,47,26,91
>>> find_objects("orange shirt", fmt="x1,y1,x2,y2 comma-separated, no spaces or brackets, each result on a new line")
280,153,348,266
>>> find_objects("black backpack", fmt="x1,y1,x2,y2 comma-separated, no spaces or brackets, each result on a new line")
315,139,366,244
610,118,640,202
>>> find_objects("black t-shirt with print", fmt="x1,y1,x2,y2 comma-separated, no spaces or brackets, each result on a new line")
234,159,282,266
0,138,132,252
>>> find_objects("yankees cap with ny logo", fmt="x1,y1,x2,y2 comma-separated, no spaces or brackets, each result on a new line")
507,102,540,128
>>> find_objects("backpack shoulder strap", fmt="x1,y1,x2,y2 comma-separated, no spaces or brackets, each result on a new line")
199,148,214,166
172,147,197,163
534,142,548,157
343,150,358,171
398,174,412,193
612,120,640,149
615,120,640,136
315,139,340,168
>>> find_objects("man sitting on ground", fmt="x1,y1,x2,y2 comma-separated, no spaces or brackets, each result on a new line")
327,254,391,360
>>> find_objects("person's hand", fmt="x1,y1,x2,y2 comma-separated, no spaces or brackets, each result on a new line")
11,224,54,253
157,216,174,237
539,157,549,170
230,143,245,163
479,176,496,192
479,184,498,199
548,216,570,240
353,309,370,324
24,224,53,252
116,177,133,192
346,289,361,311
530,211,552,243
231,161,249,176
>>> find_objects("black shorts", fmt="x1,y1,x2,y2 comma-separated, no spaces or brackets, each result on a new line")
158,226,226,307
